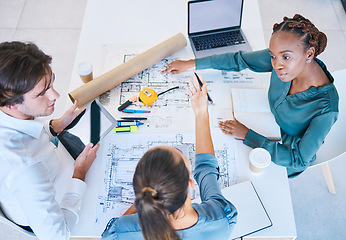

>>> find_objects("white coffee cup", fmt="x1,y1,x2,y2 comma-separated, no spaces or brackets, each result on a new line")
249,148,271,174
78,61,93,83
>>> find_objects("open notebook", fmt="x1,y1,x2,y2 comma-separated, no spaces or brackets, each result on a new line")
231,88,281,140
223,181,272,239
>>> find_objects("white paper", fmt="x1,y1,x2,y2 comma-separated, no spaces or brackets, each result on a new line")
231,88,281,140
95,132,239,227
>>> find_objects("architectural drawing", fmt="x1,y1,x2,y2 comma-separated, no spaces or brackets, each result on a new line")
93,52,268,226
95,133,239,226
98,54,267,131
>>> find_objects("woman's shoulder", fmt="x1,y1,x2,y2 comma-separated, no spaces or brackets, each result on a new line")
193,197,237,224
313,58,339,112
102,214,142,239
195,153,217,163
189,200,237,237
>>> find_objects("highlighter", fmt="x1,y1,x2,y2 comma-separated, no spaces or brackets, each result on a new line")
114,125,138,133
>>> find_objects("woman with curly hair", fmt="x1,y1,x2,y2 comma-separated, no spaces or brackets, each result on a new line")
162,14,339,178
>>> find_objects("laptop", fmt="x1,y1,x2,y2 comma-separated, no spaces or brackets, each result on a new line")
188,0,252,58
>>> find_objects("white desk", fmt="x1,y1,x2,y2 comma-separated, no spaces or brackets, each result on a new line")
66,0,296,239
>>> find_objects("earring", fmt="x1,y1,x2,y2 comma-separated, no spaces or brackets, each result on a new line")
306,59,311,63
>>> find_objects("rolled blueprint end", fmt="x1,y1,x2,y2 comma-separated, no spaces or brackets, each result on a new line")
68,33,187,107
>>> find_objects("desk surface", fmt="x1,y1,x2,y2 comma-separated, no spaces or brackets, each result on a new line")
67,0,296,238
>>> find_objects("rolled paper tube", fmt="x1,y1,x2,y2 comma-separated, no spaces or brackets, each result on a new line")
68,33,187,107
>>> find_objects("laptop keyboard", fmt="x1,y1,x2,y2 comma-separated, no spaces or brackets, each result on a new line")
191,30,245,51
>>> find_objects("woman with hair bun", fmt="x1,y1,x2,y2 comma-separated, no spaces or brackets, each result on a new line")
162,14,339,178
102,74,237,240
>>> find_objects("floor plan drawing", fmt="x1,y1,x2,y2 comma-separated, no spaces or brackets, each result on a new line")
100,55,192,107
95,133,239,226
93,52,266,226
99,55,197,130
98,53,268,131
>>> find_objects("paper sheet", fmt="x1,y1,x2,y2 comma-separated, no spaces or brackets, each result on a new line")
95,132,239,227
231,88,281,140
97,53,268,132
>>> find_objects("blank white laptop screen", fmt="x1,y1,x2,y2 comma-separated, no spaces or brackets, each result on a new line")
189,0,243,34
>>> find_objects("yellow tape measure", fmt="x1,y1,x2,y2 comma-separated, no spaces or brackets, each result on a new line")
139,86,179,106
139,88,158,106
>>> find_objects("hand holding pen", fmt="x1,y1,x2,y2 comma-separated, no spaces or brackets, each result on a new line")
185,73,214,155
185,74,209,116
194,73,213,104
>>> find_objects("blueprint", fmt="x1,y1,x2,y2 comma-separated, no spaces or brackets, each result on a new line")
95,132,239,226
93,50,268,226
98,53,268,131
99,55,195,130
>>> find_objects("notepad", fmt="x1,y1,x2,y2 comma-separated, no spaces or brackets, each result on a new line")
222,181,272,239
231,88,281,140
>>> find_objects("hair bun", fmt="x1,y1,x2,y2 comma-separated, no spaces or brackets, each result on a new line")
293,14,306,21
272,23,279,31
315,31,327,56
141,187,158,198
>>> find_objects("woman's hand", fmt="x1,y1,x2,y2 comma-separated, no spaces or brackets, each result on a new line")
51,100,84,134
185,74,208,117
186,74,214,155
161,59,195,74
218,119,250,140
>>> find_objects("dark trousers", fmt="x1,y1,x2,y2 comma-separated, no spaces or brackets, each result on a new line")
17,224,34,233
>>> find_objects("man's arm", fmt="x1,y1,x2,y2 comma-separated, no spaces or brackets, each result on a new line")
12,161,81,240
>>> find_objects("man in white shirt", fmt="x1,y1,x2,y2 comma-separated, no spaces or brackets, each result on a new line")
0,41,100,239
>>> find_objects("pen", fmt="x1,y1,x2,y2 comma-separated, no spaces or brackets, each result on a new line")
117,119,141,122
122,109,151,113
117,121,144,127
114,125,138,133
118,96,138,111
194,72,213,104
121,117,148,120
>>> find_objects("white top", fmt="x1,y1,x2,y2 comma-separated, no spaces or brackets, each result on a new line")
0,109,86,240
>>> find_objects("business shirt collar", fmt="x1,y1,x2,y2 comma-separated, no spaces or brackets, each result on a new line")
0,109,43,139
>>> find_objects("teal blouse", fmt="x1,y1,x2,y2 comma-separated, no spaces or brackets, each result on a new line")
195,49,339,177
101,153,237,239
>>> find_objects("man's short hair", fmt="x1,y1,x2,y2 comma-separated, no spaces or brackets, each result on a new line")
0,41,53,107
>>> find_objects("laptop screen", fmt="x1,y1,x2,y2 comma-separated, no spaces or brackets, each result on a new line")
188,0,243,34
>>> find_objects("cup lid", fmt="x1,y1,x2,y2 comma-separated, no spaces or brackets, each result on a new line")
78,62,93,75
249,148,271,168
